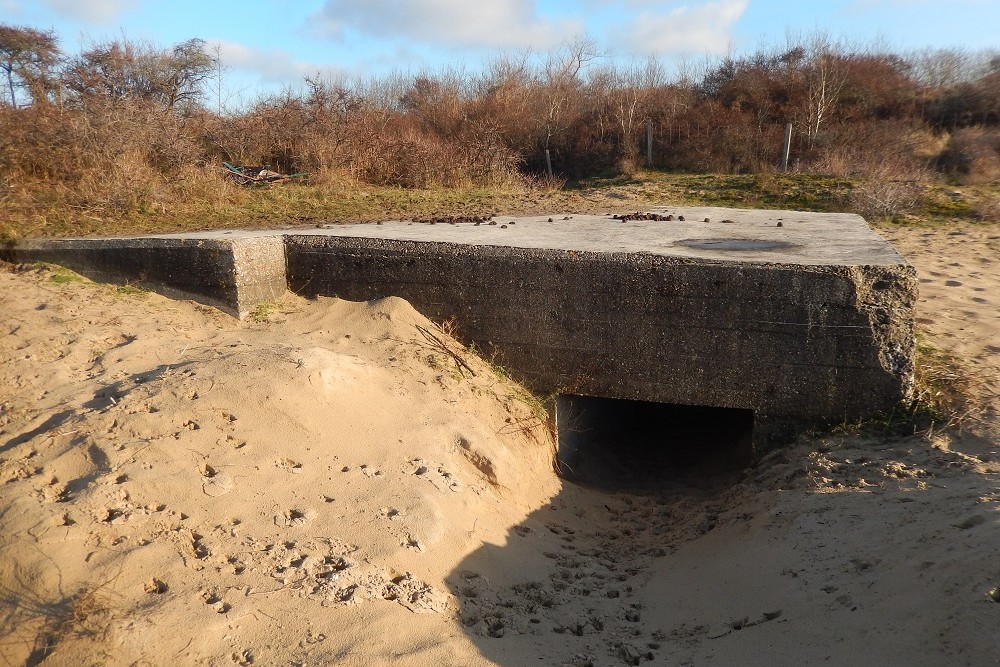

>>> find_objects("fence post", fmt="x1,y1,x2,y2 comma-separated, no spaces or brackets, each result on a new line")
780,122,793,173
545,149,553,179
646,119,653,168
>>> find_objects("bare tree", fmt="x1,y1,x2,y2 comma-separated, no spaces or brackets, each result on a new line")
536,36,603,172
163,38,214,110
0,24,60,106
595,57,666,161
63,37,214,111
909,48,974,89
799,33,849,149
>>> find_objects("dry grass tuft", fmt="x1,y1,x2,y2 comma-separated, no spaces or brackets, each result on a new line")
911,337,987,430
0,570,122,666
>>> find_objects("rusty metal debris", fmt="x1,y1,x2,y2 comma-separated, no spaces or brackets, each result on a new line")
223,162,306,187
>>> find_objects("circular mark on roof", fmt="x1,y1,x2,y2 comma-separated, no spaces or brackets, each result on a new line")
675,238,799,252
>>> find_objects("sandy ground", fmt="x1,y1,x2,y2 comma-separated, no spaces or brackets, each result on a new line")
1,221,999,667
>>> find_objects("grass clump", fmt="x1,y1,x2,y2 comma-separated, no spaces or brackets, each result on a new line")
0,572,122,666
247,301,277,323
818,336,984,441
112,283,149,297
910,337,984,430
37,263,86,285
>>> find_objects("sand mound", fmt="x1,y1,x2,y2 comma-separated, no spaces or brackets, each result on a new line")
0,265,558,665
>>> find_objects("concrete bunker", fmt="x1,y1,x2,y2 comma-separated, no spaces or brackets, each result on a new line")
555,394,754,489
0,206,917,464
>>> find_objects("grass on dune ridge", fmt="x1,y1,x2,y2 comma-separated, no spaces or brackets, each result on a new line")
3,169,998,241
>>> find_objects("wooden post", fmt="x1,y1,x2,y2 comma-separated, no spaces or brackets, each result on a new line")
646,119,653,168
780,122,793,173
545,149,553,179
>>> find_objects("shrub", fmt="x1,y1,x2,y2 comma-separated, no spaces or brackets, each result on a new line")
935,127,1000,184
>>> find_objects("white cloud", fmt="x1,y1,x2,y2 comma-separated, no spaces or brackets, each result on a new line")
41,0,140,23
310,0,583,49
1,0,22,16
210,39,344,85
850,0,987,6
609,0,748,55
583,0,682,6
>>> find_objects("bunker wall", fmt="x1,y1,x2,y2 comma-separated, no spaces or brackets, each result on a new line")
285,235,916,428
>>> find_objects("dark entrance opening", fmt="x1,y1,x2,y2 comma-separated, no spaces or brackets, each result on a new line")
555,394,754,491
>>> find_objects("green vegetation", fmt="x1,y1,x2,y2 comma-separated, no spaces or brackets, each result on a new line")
44,264,85,285
247,301,277,323
112,283,149,297
3,170,996,242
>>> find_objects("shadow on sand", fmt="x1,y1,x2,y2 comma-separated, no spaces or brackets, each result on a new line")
446,411,752,666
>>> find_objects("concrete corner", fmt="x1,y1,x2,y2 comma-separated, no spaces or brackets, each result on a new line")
0,233,287,319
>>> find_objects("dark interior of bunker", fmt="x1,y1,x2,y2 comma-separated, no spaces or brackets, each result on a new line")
555,394,755,491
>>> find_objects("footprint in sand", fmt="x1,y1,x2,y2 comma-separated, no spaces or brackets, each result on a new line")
101,507,128,524
276,508,316,527
40,477,69,503
360,464,383,478
379,507,403,520
945,280,963,287
954,514,986,530
200,464,235,497
408,458,462,492
144,578,168,594
200,589,231,613
276,458,303,474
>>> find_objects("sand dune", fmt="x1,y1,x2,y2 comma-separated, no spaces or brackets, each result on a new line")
1,222,998,667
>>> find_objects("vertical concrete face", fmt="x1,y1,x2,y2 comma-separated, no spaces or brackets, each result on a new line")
0,234,286,318
286,238,914,422
227,235,288,317
286,209,916,446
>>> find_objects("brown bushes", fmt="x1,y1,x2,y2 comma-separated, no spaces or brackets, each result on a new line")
1,26,999,225
936,128,1000,184
200,85,523,189
0,101,212,214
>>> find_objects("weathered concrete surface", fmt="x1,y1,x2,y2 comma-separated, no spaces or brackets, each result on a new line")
299,207,904,265
287,207,917,445
0,233,286,318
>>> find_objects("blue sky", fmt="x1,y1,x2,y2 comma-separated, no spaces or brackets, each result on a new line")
2,0,997,102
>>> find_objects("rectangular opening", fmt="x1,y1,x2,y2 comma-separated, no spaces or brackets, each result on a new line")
555,394,754,490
